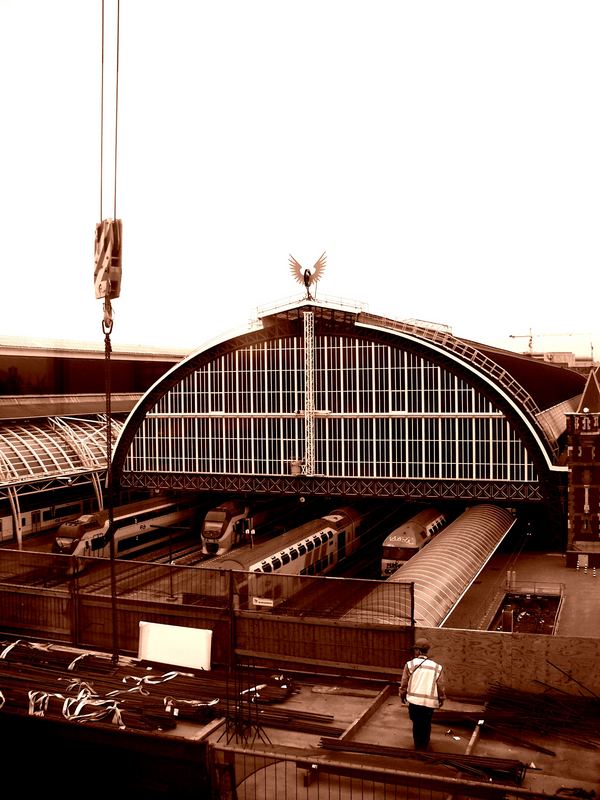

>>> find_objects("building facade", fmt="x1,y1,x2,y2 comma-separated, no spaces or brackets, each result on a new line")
112,298,586,547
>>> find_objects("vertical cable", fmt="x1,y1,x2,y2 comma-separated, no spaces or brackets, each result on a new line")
98,0,120,663
99,0,104,219
113,0,120,218
104,316,118,663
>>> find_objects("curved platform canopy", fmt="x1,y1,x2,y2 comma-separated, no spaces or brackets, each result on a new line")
0,417,119,484
388,504,516,627
340,504,516,628
112,295,586,506
0,395,130,499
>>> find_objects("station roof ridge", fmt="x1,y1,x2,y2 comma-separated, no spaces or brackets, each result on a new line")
257,296,587,402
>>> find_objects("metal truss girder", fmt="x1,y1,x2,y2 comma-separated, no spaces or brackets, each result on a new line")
49,416,103,470
303,310,315,476
0,470,104,501
120,471,548,502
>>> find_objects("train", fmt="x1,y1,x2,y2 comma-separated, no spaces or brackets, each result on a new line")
340,504,517,628
52,496,203,560
380,507,448,577
200,496,313,556
204,505,373,575
0,496,95,543
200,505,383,607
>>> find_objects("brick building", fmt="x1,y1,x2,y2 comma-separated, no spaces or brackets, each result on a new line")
566,365,600,565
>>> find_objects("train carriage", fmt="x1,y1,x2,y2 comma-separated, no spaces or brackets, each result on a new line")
200,496,319,556
204,506,367,575
0,497,95,543
380,507,448,577
52,496,203,561
200,505,379,608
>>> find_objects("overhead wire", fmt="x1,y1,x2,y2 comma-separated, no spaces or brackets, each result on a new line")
99,1,103,218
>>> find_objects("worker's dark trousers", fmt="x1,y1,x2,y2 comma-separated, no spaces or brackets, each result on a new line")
408,703,434,750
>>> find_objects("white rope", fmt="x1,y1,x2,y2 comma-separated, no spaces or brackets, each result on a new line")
67,653,89,670
1,640,52,659
0,640,22,659
106,684,149,698
28,690,65,717
62,689,124,728
60,678,97,695
164,696,219,715
121,670,192,687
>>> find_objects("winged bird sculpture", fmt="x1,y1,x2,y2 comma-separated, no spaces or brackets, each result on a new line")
289,252,327,300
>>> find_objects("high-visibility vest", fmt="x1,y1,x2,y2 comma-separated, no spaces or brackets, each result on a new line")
405,657,444,708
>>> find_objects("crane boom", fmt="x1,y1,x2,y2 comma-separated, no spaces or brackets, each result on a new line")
509,330,591,354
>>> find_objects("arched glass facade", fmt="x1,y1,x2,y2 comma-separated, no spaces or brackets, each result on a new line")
124,334,538,483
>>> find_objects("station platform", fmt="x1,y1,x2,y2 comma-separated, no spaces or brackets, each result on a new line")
444,546,600,639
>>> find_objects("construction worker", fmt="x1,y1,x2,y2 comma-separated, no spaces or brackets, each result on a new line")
400,637,446,750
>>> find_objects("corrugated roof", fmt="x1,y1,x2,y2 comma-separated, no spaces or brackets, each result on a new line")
340,506,516,628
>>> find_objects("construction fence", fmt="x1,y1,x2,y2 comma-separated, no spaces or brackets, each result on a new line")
1,548,600,698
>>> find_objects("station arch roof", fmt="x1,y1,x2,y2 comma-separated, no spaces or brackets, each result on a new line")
112,296,586,505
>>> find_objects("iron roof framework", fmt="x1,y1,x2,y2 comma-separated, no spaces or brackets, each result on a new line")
0,415,124,494
0,414,125,546
111,301,580,514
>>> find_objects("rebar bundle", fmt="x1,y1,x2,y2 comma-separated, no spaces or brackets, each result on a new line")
485,682,600,749
433,681,600,754
0,638,339,736
318,737,528,784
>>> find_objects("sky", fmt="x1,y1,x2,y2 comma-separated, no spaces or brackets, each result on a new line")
1,1,599,360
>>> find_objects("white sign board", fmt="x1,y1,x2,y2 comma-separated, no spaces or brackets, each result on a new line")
252,597,274,607
138,621,212,671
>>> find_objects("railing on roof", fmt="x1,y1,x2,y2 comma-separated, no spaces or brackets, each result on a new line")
359,312,558,457
254,297,557,457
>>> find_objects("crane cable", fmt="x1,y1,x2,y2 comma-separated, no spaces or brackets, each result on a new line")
96,0,122,335
100,0,120,226
98,0,122,664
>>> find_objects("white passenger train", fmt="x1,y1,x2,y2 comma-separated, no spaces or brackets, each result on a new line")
203,505,374,577
0,497,94,543
200,497,302,556
200,504,386,609
380,507,447,577
52,496,202,560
